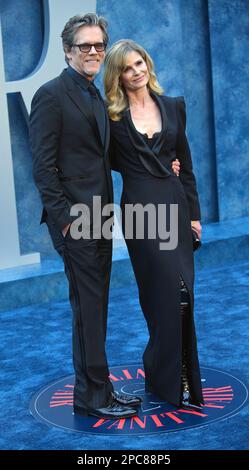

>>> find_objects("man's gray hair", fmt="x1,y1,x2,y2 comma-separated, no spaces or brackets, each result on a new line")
61,13,108,63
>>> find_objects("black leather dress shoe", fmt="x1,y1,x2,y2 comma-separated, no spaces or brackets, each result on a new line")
74,399,138,419
112,391,142,406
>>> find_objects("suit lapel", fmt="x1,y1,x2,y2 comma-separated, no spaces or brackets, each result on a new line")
103,104,110,156
91,94,106,147
60,70,98,137
60,70,109,152
151,93,169,155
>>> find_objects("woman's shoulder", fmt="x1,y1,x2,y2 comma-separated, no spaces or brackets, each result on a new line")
160,94,185,106
109,110,128,127
109,112,129,141
109,116,125,128
159,95,186,120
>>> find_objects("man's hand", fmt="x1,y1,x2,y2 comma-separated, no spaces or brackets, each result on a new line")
191,220,202,240
171,158,180,176
62,223,71,238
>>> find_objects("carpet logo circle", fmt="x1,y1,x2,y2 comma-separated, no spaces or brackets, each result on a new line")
30,365,248,434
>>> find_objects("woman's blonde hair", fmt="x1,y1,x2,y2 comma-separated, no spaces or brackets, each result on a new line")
104,39,164,121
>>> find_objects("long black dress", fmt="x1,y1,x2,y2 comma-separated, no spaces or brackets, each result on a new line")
110,93,203,406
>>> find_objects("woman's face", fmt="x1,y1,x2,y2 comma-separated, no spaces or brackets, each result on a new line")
120,51,149,92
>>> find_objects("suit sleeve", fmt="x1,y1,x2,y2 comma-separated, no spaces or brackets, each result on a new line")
29,87,73,230
175,96,201,221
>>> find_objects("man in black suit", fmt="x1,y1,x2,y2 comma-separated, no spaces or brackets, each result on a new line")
29,13,141,419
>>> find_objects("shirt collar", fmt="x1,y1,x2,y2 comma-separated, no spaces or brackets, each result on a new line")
67,65,93,90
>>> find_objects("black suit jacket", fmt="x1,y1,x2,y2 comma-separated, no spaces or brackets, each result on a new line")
29,69,113,231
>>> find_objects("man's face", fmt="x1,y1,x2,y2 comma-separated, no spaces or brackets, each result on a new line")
66,25,106,79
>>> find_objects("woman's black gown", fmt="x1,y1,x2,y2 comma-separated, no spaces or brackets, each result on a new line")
110,93,203,406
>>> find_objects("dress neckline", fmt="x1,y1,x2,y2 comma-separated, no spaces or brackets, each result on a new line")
137,130,161,140
127,93,163,141
124,92,169,158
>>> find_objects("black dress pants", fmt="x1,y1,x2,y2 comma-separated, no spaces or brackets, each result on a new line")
46,216,114,409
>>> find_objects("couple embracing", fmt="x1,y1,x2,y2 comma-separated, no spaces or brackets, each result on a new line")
30,13,203,420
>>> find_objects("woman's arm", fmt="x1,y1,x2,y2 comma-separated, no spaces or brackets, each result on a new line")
175,96,201,223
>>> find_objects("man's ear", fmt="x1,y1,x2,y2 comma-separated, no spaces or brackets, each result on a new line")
64,45,72,62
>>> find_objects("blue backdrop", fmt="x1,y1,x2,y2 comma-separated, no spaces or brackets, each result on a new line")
1,0,249,260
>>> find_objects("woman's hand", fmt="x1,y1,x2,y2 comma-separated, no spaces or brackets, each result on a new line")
171,158,180,176
191,220,202,240
62,223,71,238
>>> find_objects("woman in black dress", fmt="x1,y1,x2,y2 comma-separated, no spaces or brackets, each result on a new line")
104,40,203,409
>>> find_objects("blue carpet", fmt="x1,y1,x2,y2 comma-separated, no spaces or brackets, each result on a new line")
1,260,249,450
